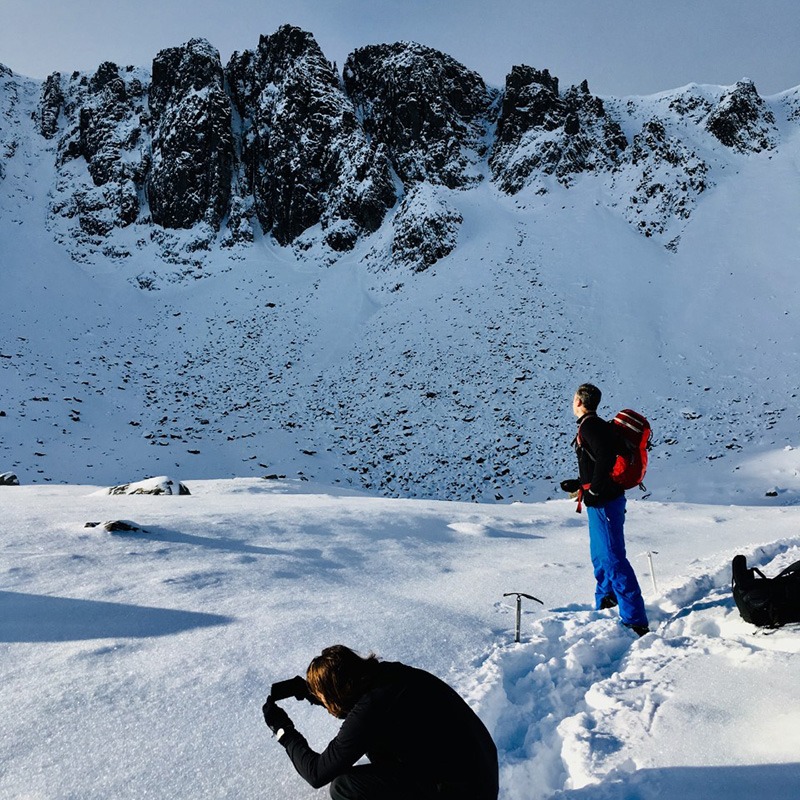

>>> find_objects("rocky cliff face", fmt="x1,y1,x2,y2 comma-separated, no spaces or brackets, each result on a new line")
706,79,779,152
147,39,233,231
490,68,628,193
1,64,24,184
44,62,149,251
226,25,396,251
343,41,498,188
390,183,463,272
615,116,709,244
3,28,793,270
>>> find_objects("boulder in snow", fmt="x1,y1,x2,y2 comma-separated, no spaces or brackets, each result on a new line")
85,519,145,532
101,476,190,495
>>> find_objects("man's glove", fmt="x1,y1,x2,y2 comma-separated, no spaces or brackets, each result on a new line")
262,696,294,737
270,676,322,705
560,479,581,494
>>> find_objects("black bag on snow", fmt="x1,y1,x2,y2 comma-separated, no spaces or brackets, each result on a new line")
731,554,800,627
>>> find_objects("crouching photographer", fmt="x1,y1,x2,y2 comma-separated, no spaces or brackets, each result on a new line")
262,645,499,800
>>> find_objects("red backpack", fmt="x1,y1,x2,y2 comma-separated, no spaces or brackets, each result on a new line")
609,409,651,490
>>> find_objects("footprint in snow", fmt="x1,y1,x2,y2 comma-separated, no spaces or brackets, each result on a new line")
460,608,642,799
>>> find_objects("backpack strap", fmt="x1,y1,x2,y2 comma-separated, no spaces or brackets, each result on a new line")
574,413,596,451
776,560,800,579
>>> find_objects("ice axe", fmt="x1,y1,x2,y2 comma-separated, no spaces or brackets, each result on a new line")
639,550,659,594
503,592,544,642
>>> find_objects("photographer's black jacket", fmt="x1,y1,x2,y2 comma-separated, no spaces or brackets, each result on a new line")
575,412,625,507
279,661,498,799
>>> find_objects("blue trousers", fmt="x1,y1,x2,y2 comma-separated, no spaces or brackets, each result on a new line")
586,495,648,627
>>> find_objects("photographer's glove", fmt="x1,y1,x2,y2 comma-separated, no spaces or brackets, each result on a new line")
270,676,322,705
262,696,295,739
560,478,581,494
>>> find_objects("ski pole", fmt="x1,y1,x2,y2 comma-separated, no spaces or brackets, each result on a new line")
503,592,544,642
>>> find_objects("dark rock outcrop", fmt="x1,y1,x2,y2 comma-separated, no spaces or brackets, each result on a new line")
48,63,149,239
226,25,396,250
391,184,463,272
147,39,233,230
494,66,563,146
38,72,64,139
490,68,628,193
343,42,497,188
706,79,778,153
0,472,20,486
617,117,709,240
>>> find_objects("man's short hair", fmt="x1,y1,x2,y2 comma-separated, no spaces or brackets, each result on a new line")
576,383,602,411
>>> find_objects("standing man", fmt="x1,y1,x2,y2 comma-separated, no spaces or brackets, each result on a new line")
563,383,650,636
262,645,499,800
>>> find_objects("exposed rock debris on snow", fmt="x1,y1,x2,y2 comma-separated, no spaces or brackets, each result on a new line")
3,30,800,504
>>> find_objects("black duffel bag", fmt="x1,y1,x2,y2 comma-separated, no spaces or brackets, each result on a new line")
732,554,800,628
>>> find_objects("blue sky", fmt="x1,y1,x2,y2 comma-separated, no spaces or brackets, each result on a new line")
1,0,798,95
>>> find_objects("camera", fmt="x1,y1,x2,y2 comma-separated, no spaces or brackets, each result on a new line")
269,676,321,705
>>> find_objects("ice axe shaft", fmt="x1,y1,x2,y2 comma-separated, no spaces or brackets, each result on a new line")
503,592,544,642
639,550,659,594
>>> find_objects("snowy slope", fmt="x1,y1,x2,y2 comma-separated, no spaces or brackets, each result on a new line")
3,58,800,506
1,479,799,799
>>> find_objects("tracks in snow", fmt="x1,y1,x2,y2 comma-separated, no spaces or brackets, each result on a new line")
460,536,800,799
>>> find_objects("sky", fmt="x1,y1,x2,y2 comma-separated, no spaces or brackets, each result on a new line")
1,0,798,96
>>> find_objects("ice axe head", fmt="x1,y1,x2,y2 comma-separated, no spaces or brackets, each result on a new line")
502,592,544,642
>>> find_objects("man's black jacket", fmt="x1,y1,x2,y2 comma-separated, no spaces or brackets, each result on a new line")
279,661,499,799
575,412,625,507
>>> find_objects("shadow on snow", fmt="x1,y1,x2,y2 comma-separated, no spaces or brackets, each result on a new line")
553,762,800,800
0,590,233,643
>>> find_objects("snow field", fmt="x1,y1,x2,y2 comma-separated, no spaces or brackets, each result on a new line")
2,479,799,799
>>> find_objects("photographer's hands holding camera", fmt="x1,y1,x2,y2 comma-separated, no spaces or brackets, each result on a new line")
262,697,294,739
262,676,321,742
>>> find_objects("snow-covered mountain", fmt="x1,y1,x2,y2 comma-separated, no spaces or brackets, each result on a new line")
2,26,800,504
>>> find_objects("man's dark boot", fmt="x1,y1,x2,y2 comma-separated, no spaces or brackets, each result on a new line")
599,595,618,610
